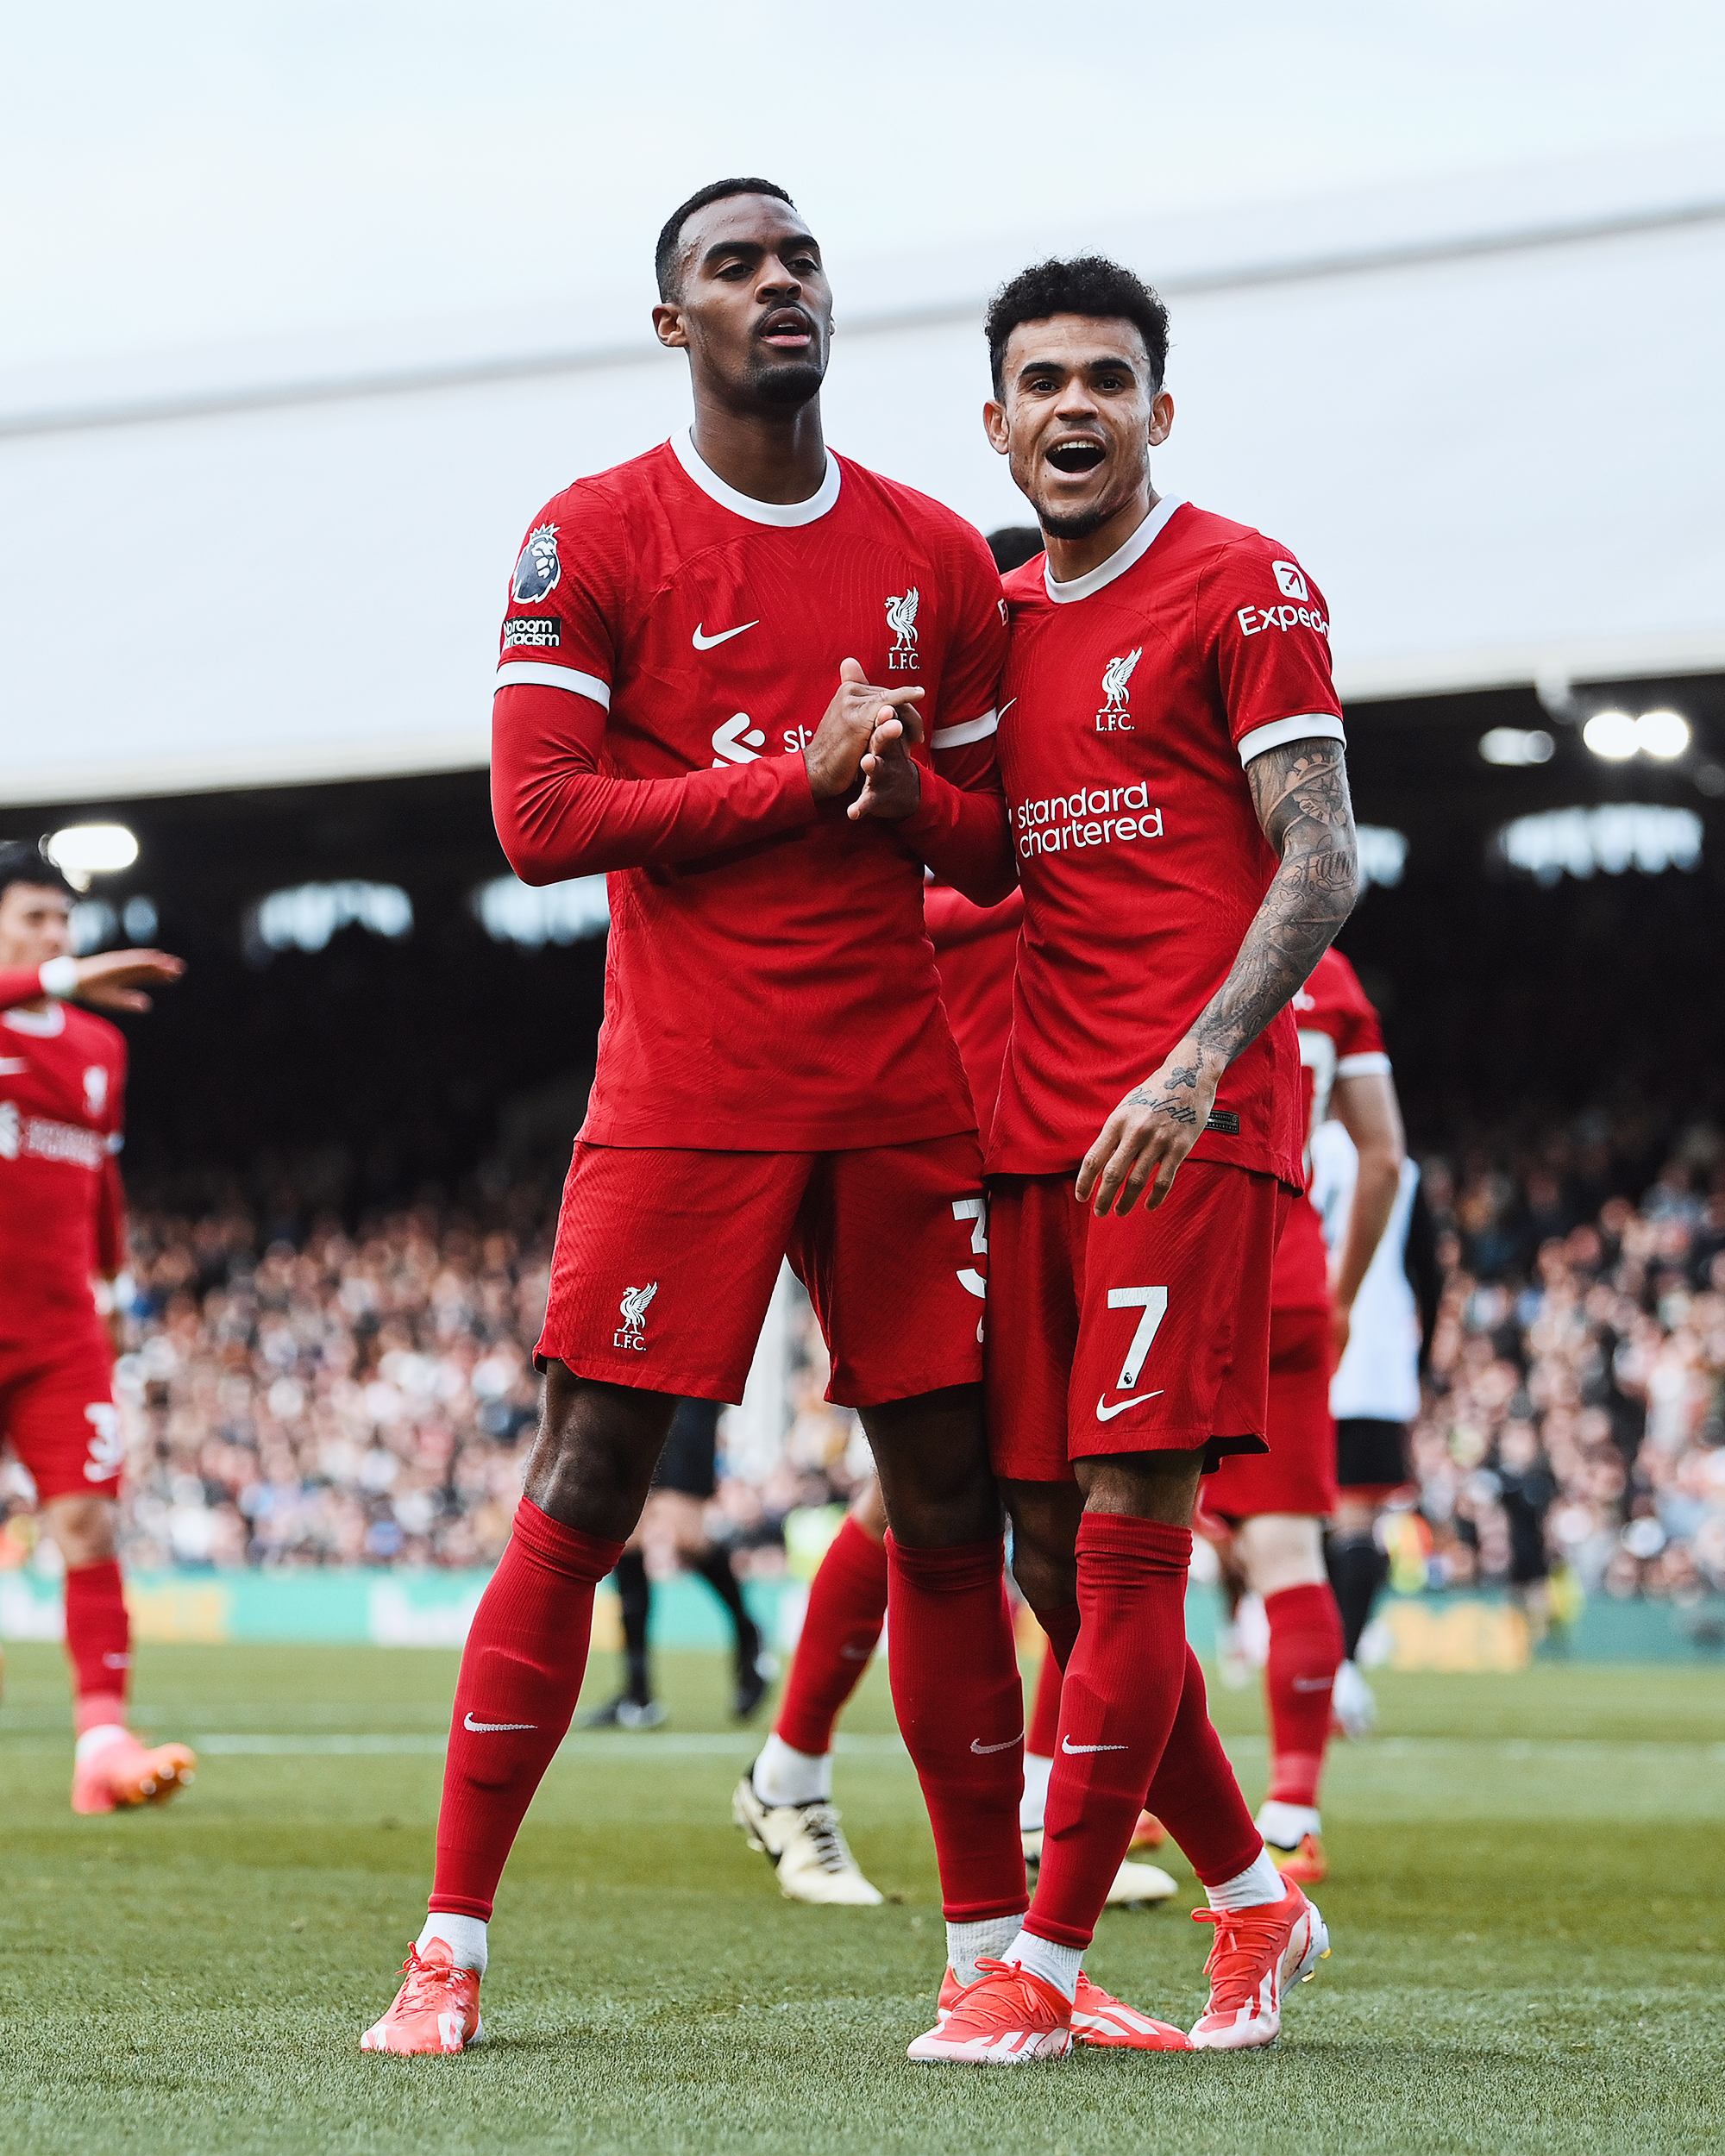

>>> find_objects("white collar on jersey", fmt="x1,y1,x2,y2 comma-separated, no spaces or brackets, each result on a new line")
1044,493,1188,604
668,428,843,527
3,1000,66,1036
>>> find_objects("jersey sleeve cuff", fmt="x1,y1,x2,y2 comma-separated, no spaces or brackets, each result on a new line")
1336,1050,1391,1078
932,708,999,751
1237,713,1346,767
494,662,612,707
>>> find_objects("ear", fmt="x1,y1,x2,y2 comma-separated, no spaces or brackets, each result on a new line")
653,303,688,352
983,397,1011,457
1148,388,1174,448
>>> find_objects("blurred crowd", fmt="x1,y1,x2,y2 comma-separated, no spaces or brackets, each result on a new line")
1406,1122,1725,1615
1,1133,1721,1615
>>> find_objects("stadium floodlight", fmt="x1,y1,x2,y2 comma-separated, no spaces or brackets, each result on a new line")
1580,710,1640,761
1353,824,1408,888
1635,708,1690,759
1478,728,1554,767
44,822,138,890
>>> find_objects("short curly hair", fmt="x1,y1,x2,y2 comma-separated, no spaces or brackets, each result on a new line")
984,256,1170,398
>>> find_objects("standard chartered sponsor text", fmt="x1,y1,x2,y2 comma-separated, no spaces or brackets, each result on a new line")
1014,782,1165,859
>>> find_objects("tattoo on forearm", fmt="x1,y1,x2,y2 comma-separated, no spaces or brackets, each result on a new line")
1194,737,1359,1072
1164,1065,1198,1090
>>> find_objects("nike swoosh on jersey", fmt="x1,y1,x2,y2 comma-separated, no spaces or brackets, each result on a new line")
692,619,759,650
463,1712,537,1732
1095,1390,1164,1421
970,1730,1025,1755
1062,1734,1128,1753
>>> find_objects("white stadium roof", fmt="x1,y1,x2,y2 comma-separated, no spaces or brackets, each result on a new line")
3,142,1722,805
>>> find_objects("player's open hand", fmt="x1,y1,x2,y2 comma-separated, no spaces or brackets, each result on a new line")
849,708,924,824
1076,1035,1220,1217
804,658,925,803
72,949,186,1012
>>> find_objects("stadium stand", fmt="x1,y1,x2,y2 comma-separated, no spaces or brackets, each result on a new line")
3,1145,1718,1619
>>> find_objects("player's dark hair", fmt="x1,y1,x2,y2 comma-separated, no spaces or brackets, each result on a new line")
984,256,1170,398
0,837,74,905
656,178,797,300
986,525,1044,575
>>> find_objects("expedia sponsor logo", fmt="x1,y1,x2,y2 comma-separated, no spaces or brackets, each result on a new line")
1237,600,1329,638
502,617,561,649
1014,783,1164,859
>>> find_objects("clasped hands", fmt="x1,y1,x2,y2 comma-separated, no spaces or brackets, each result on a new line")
801,658,924,823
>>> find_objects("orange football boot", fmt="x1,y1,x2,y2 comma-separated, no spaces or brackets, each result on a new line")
361,1940,483,2054
1188,1876,1330,2050
1129,1809,1168,1852
909,1959,1073,2063
71,1731,197,1815
1267,1831,1327,1885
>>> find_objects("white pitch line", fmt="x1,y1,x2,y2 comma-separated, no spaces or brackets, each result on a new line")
190,1732,914,1759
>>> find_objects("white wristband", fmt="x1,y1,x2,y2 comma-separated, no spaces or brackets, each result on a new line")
40,956,79,997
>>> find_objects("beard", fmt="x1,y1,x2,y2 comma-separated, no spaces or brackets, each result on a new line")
1036,499,1119,540
749,356,826,408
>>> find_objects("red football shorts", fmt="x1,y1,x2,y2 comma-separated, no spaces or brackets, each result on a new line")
985,1159,1285,1482
0,1330,123,1501
1203,1302,1338,1520
537,1134,988,1407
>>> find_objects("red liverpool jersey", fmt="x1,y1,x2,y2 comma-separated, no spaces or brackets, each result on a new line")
491,434,1009,1152
925,883,1023,1142
987,498,1345,1187
0,971,128,1344
1273,945,1389,1310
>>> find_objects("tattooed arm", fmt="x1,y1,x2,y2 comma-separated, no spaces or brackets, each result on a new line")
1076,736,1360,1216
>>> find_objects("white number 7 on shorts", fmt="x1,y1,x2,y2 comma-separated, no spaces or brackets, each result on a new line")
1106,1285,1169,1391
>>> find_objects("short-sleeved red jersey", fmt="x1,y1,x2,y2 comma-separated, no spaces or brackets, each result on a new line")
986,499,1345,1186
492,435,1008,1152
0,971,128,1345
925,883,1023,1143
1273,945,1390,1309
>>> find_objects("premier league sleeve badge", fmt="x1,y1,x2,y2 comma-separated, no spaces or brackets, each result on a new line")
511,524,561,605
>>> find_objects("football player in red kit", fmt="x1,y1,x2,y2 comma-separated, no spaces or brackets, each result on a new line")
363,180,1038,2054
0,841,194,1813
902,256,1360,2062
1201,946,1405,1885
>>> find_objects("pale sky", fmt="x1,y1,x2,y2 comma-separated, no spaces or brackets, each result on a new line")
4,0,1722,373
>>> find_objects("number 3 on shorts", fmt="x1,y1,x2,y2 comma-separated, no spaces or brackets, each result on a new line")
1106,1285,1168,1391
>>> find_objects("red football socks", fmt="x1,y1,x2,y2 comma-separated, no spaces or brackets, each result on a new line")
886,1532,1026,1922
1144,1645,1265,1887
1026,1514,1195,1950
1026,1634,1066,1758
774,1515,888,1756
64,1558,130,1733
1264,1581,1346,1808
430,1497,625,1921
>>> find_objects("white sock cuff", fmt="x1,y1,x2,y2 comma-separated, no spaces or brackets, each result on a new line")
946,1915,1021,1988
1009,1929,1082,2003
1205,1847,1288,1911
419,1913,489,1975
752,1733,832,1808
74,1723,130,1764
1257,1799,1320,1847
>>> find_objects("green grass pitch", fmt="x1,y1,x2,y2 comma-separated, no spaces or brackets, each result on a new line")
1,1637,1721,2154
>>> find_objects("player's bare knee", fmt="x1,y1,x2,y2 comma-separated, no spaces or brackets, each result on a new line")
524,1367,678,1538
1000,1480,1082,1612
1074,1446,1207,1526
1236,1512,1327,1595
43,1495,117,1570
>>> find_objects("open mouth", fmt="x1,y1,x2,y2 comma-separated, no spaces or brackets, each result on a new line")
760,307,815,349
1046,438,1107,476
